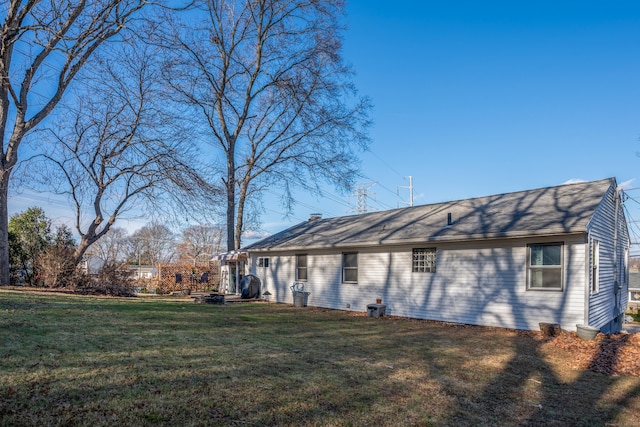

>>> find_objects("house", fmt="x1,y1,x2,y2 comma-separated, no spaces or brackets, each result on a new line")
80,256,105,275
245,178,630,333
128,265,157,280
629,267,640,310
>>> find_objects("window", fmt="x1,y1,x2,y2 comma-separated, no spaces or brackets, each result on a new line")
591,240,599,293
296,254,307,281
527,243,563,290
623,247,629,289
342,252,358,283
413,248,436,273
258,257,269,268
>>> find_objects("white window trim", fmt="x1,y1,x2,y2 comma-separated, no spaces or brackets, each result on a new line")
412,248,436,273
526,242,564,291
296,254,308,282
342,252,358,284
591,239,600,294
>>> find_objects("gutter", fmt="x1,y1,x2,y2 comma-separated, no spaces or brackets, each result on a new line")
245,230,587,253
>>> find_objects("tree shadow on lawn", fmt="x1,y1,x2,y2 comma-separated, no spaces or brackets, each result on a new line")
439,332,640,427
2,293,640,426
231,311,640,426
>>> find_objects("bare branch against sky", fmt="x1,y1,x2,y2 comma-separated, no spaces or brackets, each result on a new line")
0,0,160,284
22,36,215,268
161,0,372,250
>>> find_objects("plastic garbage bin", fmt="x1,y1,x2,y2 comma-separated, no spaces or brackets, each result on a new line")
293,291,305,307
291,282,310,307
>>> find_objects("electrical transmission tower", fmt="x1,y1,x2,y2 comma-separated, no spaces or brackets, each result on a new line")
349,182,377,214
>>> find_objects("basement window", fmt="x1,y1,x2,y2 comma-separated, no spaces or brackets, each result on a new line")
413,248,436,273
527,243,563,291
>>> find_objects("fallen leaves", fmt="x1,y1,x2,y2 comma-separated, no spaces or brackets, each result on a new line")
540,331,640,377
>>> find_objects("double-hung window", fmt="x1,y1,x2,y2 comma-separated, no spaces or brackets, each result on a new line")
413,248,436,273
296,254,308,281
342,252,358,283
527,243,563,290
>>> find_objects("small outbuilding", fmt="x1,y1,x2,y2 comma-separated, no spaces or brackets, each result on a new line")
215,250,248,294
244,178,630,333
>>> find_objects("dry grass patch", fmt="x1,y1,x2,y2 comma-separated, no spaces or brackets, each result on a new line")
1,289,640,426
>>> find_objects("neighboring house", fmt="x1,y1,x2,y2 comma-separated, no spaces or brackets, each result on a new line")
128,265,157,280
629,268,640,309
245,178,630,333
80,256,105,275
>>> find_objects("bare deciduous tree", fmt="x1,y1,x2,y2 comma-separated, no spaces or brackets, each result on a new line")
0,0,155,284
25,39,210,269
129,222,176,265
87,226,130,265
163,0,371,250
177,224,224,265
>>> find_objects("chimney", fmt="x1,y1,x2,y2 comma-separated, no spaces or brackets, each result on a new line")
309,213,322,221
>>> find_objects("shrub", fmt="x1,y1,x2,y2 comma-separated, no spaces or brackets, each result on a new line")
76,263,136,297
35,245,78,288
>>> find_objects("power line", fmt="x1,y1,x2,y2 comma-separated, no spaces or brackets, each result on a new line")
623,202,640,245
265,189,341,218
366,148,404,178
367,193,394,210
362,175,401,200
263,206,306,223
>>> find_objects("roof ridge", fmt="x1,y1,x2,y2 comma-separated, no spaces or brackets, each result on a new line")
244,177,615,251
313,177,615,222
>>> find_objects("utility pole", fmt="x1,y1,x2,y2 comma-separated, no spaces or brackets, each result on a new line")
137,238,141,280
398,176,414,207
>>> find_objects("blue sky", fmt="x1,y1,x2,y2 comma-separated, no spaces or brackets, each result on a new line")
259,0,640,247
10,1,640,250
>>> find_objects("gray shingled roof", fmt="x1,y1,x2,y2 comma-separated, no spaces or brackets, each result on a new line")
245,178,616,251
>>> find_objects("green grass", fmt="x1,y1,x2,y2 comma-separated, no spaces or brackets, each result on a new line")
1,289,639,426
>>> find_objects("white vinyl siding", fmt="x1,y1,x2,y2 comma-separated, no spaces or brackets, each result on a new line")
585,184,630,333
250,236,587,331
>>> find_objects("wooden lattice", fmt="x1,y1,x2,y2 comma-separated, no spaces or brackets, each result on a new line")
151,261,220,294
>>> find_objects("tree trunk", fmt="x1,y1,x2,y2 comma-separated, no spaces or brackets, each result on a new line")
0,169,9,285
72,239,92,271
235,177,250,251
226,150,236,251
226,185,235,250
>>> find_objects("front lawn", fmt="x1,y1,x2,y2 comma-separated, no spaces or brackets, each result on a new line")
1,289,639,426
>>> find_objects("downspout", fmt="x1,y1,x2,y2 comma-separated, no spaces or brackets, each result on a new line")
584,234,591,326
